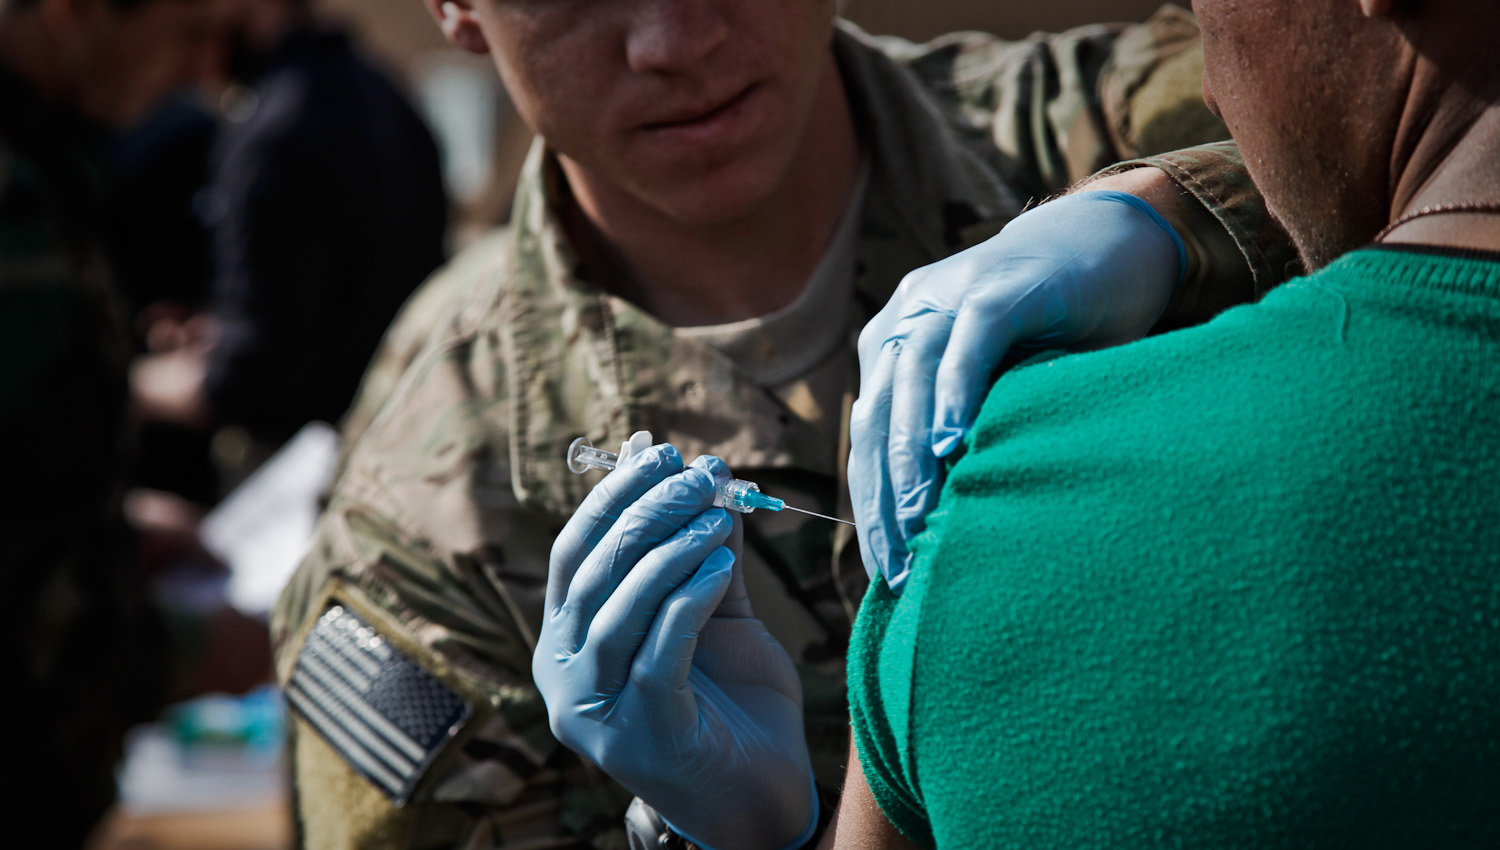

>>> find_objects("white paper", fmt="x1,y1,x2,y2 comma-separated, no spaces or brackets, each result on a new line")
200,421,341,617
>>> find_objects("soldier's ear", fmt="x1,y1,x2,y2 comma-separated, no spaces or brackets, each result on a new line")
1358,0,1394,17
424,0,490,55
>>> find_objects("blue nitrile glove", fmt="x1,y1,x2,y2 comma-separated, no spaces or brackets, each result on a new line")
536,445,817,850
849,190,1186,592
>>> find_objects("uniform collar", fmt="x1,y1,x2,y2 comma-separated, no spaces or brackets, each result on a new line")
504,24,1025,314
496,30,1026,508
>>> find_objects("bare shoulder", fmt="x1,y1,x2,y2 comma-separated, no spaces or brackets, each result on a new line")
826,739,924,850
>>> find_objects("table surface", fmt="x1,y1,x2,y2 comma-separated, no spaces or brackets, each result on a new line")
88,801,292,850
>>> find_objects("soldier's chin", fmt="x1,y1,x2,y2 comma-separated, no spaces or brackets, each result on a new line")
608,136,783,221
639,167,788,227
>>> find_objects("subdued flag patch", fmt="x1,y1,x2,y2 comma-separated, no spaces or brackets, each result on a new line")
286,603,471,804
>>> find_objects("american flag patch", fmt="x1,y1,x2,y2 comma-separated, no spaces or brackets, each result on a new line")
286,604,472,804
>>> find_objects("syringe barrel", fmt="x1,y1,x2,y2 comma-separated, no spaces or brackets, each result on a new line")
568,436,782,516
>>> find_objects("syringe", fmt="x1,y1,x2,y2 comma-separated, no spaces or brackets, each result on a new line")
567,435,854,526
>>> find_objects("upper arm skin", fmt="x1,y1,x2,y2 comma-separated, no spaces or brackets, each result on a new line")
822,738,922,850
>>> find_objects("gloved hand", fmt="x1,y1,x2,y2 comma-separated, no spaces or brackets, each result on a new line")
850,190,1186,592
536,444,817,850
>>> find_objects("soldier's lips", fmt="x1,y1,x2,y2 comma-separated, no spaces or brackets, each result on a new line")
637,83,763,150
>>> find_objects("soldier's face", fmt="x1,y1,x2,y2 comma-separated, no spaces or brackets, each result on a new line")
447,0,839,225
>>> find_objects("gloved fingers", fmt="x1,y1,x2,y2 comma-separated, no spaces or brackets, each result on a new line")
548,443,684,612
693,617,800,695
855,293,905,389
556,466,720,654
586,509,734,688
848,337,905,588
886,318,952,548
684,454,751,618
925,219,1087,455
712,511,753,619
687,453,733,487
630,546,735,704
931,301,1024,457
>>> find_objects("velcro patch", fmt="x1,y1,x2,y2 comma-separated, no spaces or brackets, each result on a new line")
286,604,472,804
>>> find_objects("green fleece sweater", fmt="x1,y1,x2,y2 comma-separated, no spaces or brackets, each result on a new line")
849,246,1500,849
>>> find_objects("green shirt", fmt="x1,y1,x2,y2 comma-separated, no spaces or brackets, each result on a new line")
850,246,1500,849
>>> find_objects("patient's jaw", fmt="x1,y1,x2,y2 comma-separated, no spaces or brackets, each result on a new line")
1194,0,1406,268
1194,0,1500,266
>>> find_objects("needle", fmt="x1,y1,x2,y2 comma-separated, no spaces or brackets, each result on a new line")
781,504,856,526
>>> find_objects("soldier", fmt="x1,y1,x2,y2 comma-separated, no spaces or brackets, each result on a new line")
272,2,1296,847
130,0,449,449
0,0,222,844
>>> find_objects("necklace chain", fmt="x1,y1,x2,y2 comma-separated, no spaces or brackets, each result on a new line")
1375,201,1500,242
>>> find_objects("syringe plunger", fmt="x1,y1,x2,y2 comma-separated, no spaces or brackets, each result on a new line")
566,437,619,474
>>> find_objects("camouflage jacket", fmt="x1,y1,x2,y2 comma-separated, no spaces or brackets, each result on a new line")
273,9,1297,849
0,66,169,845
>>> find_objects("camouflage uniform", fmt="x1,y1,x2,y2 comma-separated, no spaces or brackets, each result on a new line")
0,67,170,846
274,9,1299,849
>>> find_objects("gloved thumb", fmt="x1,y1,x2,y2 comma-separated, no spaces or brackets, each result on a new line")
633,546,736,696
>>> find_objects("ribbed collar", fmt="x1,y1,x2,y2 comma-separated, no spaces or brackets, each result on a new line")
1332,245,1500,300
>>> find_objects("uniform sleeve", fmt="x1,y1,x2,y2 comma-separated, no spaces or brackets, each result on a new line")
1092,11,1304,306
890,5,1301,304
270,332,627,849
889,4,1224,204
335,228,512,465
274,500,619,849
1096,142,1304,320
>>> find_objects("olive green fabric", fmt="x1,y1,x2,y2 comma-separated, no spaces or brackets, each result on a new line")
850,246,1500,848
275,10,1295,849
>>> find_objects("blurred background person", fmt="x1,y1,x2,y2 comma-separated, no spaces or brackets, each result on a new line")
0,0,246,845
31,1,450,845
130,0,448,486
108,92,222,504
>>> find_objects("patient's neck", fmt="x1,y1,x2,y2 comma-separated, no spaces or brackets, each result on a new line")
1383,83,1500,251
